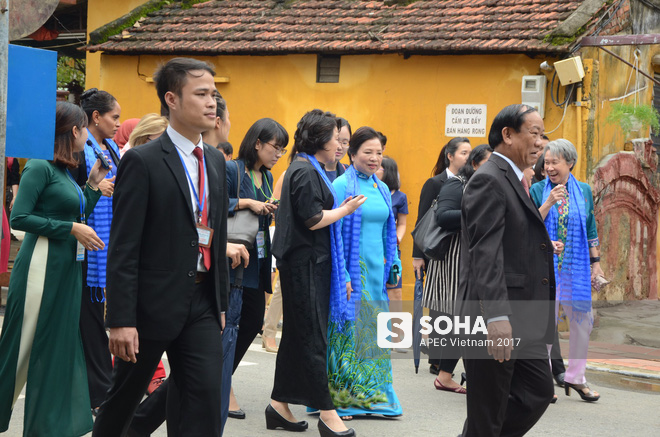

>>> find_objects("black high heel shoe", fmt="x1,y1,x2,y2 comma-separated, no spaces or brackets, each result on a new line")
564,382,600,402
318,418,356,437
265,404,309,431
460,372,467,386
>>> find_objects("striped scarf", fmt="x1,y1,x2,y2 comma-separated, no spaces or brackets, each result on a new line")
295,153,348,325
84,131,120,295
542,174,592,316
342,166,398,309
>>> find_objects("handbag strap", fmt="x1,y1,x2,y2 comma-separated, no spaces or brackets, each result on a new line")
232,160,243,202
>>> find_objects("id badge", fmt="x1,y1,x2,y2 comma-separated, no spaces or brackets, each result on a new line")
197,223,214,248
76,241,85,262
256,230,266,259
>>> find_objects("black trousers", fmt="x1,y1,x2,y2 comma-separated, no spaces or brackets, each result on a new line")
461,341,553,437
232,286,265,372
80,283,113,408
92,280,223,437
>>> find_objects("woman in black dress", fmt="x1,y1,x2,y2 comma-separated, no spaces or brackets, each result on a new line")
269,109,365,437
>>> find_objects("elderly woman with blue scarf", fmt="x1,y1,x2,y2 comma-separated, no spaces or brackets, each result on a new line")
269,109,365,437
530,139,603,402
328,126,402,419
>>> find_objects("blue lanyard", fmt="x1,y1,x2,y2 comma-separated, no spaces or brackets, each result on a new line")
174,147,207,223
66,169,86,224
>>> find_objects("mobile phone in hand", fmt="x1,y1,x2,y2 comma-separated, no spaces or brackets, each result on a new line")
94,148,111,170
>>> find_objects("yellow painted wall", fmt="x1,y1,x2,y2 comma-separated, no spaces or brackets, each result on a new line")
576,45,659,298
94,52,579,299
86,0,147,89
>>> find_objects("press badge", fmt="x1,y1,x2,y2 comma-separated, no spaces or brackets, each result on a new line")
76,241,85,261
197,224,214,248
256,231,266,259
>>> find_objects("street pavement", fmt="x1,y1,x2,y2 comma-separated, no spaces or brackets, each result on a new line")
1,332,659,436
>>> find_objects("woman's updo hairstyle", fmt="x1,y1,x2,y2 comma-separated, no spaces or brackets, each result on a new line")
347,126,381,161
80,88,117,121
293,109,339,157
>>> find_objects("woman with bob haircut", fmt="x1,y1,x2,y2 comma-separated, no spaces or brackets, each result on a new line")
269,109,364,437
0,102,110,435
226,117,287,418
530,138,604,402
327,126,402,420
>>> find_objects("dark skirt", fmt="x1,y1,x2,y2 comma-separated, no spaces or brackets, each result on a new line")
271,259,334,411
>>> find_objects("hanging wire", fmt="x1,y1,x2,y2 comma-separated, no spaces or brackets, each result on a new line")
546,83,576,135
550,71,573,108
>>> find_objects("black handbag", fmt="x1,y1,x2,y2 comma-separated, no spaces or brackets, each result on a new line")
227,161,259,249
411,197,456,261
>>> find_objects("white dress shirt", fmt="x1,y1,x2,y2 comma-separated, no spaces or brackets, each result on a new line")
167,125,209,272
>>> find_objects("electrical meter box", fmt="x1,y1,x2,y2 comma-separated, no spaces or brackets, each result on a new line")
554,56,585,85
521,75,547,118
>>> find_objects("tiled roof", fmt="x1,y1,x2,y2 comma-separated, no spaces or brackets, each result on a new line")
86,0,587,55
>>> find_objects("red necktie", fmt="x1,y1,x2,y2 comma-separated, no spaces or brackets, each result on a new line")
192,147,211,270
521,176,530,197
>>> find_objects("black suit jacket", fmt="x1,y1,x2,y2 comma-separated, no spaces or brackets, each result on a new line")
412,170,449,259
106,132,230,341
455,154,555,351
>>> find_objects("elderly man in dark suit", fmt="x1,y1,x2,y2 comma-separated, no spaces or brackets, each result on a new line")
455,104,556,436
93,58,239,437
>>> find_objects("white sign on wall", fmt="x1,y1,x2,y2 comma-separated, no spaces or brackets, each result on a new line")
445,104,488,137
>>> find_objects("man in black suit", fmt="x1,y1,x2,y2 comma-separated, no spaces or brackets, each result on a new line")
456,104,555,436
93,58,232,437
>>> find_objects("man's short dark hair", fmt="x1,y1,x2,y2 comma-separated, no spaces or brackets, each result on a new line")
488,104,538,149
217,141,233,155
154,58,216,115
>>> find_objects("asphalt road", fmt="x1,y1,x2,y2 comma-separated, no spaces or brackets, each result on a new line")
4,339,659,436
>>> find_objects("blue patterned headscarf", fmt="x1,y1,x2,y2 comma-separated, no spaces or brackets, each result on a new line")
84,130,120,299
342,165,398,310
542,173,592,316
296,153,349,324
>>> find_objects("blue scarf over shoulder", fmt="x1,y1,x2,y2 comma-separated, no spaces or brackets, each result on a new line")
342,166,398,314
296,154,349,325
542,173,592,315
84,131,120,296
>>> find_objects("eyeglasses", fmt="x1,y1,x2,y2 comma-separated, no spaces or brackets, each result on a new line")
263,141,287,155
339,140,350,146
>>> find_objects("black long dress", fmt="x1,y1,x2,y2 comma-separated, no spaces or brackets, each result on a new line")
271,159,335,410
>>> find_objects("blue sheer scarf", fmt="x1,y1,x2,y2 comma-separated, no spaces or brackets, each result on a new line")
342,166,398,308
84,131,120,297
542,174,592,316
296,153,349,324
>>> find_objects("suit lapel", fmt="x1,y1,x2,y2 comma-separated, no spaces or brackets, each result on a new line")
492,154,543,222
161,133,196,223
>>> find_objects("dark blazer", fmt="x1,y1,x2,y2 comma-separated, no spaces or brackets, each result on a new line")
434,176,464,232
455,153,555,349
412,170,449,259
106,132,230,341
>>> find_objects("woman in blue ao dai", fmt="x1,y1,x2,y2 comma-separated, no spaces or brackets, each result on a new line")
329,127,403,419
